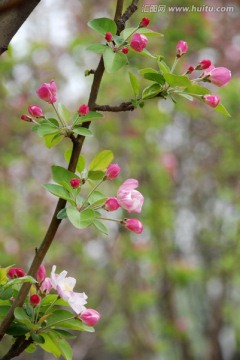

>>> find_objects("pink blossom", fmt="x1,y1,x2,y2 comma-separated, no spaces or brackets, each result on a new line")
125,218,144,234
79,308,101,326
36,80,57,103
130,33,148,52
30,294,41,306
78,104,89,116
40,277,52,294
68,292,88,314
7,267,26,279
37,264,46,283
117,179,144,213
21,114,33,122
208,67,231,87
105,163,120,180
203,94,220,108
121,47,129,54
176,40,188,57
104,197,120,211
198,59,211,70
203,64,215,76
28,104,43,117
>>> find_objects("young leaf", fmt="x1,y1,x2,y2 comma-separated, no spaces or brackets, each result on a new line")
87,44,107,54
89,150,113,172
103,47,127,73
44,134,64,148
66,207,96,229
164,73,192,87
88,170,105,180
93,220,109,235
88,18,117,36
36,124,59,137
52,333,73,360
72,127,93,137
184,84,211,95
43,184,73,202
14,307,37,330
129,72,140,97
143,72,165,84
31,332,45,344
88,191,107,205
53,319,95,332
139,68,158,75
40,333,62,358
3,276,37,290
157,58,171,74
7,323,30,336
0,306,11,319
46,118,59,127
142,83,161,100
58,103,71,123
53,329,76,339
75,111,103,124
51,166,80,190
65,150,85,173
214,103,231,117
46,310,74,327
57,208,68,219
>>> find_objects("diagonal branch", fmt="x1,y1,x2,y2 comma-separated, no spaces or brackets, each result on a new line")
0,0,140,350
94,102,134,112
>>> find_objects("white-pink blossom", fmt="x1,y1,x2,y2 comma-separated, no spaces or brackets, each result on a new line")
117,179,144,213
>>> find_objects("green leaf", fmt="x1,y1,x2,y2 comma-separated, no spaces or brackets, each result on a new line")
46,310,74,327
143,72,165,84
121,28,163,40
43,184,73,202
14,307,37,330
46,118,59,127
54,334,73,360
87,44,107,53
0,266,12,285
40,294,59,306
67,207,96,229
184,84,211,95
129,72,140,97
51,166,80,190
36,124,59,137
88,191,107,206
214,103,231,117
164,73,191,87
58,103,71,123
53,329,76,339
72,127,93,137
7,323,30,336
88,18,117,36
136,48,156,58
44,134,64,148
139,68,158,75
40,333,62,358
142,83,161,100
0,306,11,319
3,276,37,290
75,111,103,124
26,344,36,353
177,93,193,101
31,332,45,344
0,287,13,300
89,150,113,172
157,58,171,74
88,170,105,180
93,220,109,235
54,319,95,332
57,208,68,219
103,47,127,73
65,150,85,173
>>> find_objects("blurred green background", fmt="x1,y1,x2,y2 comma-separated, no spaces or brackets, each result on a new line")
0,0,240,359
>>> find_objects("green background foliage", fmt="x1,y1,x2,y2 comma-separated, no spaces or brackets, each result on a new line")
0,0,240,359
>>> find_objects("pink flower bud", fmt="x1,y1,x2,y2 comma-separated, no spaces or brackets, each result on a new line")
7,267,26,279
78,104,90,116
105,164,120,180
121,47,129,54
37,264,46,283
203,64,215,76
198,59,211,70
130,33,148,52
105,32,113,42
187,66,195,74
28,104,43,117
30,294,41,306
36,80,57,104
176,40,188,57
21,114,33,122
124,218,144,234
203,94,220,108
79,308,101,327
208,67,231,87
104,197,120,211
140,17,150,27
70,178,81,189
40,277,52,294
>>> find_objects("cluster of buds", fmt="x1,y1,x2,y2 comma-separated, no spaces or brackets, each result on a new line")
103,17,150,55
175,40,231,108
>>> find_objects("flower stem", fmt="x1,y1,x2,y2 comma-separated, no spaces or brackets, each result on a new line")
170,57,179,73
80,178,104,210
52,103,66,127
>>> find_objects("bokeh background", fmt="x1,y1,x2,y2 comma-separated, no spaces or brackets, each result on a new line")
0,0,240,359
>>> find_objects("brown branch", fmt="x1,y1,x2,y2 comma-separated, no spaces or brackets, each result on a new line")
0,0,41,56
94,102,134,112
0,1,140,357
115,0,139,33
0,336,33,360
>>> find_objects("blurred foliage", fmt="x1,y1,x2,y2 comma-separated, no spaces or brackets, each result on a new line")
0,0,240,359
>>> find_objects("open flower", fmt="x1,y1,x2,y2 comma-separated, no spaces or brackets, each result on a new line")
117,179,144,213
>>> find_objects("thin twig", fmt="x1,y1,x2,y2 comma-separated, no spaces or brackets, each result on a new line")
94,102,134,112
